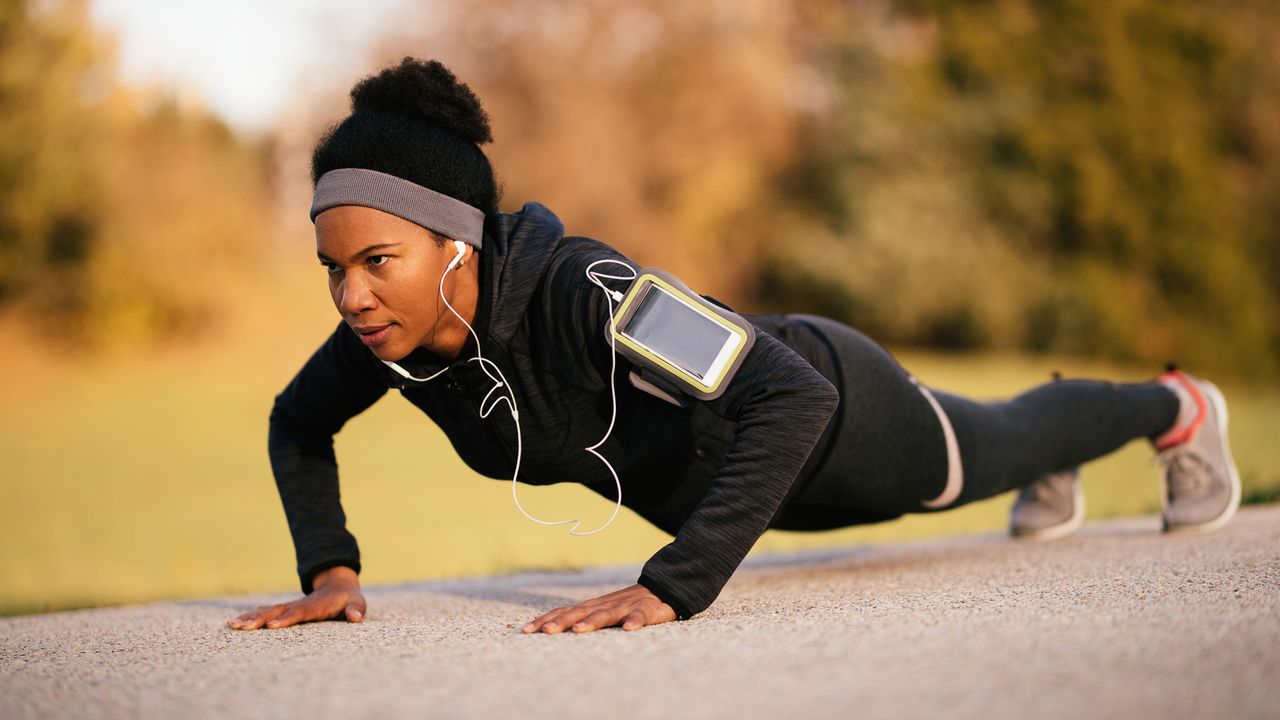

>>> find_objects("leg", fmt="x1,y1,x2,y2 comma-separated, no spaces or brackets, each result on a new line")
776,314,955,520
775,314,1180,525
928,378,1179,510
1006,368,1242,537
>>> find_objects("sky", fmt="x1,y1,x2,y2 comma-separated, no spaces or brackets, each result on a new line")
88,0,411,134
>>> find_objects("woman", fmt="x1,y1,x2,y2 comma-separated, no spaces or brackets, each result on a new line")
227,58,1240,634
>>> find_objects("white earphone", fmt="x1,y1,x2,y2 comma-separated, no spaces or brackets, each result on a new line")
448,239,467,269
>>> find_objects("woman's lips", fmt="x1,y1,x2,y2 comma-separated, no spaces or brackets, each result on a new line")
357,324,393,346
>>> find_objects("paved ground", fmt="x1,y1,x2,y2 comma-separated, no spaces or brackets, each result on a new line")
2,506,1277,720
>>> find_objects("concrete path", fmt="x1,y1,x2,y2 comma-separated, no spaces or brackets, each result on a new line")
3,506,1278,720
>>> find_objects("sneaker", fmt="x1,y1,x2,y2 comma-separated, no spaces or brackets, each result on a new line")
1152,369,1242,534
1010,467,1084,541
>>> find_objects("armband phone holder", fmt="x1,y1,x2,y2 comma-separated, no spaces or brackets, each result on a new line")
604,267,756,403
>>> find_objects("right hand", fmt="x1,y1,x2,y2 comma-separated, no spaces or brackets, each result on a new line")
226,566,367,630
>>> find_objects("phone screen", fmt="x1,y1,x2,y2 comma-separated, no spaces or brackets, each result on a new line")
625,285,732,379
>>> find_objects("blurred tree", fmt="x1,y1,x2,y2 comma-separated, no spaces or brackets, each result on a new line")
0,0,275,352
765,0,1280,378
0,0,102,303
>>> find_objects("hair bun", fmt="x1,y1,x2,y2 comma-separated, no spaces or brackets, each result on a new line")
349,57,493,144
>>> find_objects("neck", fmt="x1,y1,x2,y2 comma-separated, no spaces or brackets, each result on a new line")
428,258,482,360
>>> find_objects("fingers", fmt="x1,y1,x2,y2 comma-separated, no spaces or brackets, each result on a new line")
569,606,630,633
522,604,596,634
621,609,647,631
232,604,278,624
526,607,567,627
227,588,369,631
522,604,578,632
345,601,365,623
520,584,681,634
227,603,289,631
520,604,639,634
265,606,308,629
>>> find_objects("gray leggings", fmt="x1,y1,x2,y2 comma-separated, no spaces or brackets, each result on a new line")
769,314,1179,530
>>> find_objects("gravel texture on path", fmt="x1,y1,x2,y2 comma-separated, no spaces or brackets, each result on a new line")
3,505,1278,720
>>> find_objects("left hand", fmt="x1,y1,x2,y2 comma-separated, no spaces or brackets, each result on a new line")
520,583,677,634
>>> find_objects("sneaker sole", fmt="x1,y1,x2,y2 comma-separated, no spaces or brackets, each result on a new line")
1161,380,1242,535
1010,480,1085,542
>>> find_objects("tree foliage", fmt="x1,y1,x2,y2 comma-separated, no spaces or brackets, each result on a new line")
765,0,1280,377
0,0,274,350
7,0,1276,377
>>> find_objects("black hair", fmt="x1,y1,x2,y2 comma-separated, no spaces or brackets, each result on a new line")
310,57,501,224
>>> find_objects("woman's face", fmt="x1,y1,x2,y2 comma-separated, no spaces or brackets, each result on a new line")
314,205,468,362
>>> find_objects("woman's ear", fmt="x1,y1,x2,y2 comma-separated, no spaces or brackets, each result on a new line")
448,239,468,268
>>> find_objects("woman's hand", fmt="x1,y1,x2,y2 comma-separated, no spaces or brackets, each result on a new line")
520,583,677,634
227,566,366,630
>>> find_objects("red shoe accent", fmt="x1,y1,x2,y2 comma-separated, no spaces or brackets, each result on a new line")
1154,370,1207,450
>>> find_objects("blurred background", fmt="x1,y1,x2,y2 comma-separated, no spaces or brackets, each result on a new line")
1,0,1276,616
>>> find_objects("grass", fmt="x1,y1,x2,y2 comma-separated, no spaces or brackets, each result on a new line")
1,269,1277,617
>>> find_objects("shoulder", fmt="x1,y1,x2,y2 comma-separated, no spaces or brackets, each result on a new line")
521,236,641,382
542,236,640,293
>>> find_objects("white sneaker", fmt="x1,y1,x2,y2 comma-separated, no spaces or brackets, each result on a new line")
1009,467,1084,541
1152,369,1241,534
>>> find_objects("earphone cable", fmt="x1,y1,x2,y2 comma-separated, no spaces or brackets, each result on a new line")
388,247,637,536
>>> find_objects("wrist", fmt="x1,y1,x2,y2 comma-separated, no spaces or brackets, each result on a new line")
636,573,693,621
313,565,360,590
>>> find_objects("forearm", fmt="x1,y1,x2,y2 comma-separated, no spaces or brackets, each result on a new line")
269,404,363,594
637,371,839,619
267,320,390,594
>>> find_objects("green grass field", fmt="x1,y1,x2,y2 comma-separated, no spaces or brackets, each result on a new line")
2,275,1276,617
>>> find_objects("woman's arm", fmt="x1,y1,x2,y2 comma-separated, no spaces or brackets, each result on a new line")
634,330,839,618
522,240,839,631
267,319,391,594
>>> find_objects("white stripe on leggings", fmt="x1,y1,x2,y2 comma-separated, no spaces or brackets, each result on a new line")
910,376,965,509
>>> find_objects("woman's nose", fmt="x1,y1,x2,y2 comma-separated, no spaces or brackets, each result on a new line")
338,274,377,315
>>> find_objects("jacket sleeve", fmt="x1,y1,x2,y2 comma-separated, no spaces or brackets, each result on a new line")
268,319,391,594
547,239,841,620
635,332,839,619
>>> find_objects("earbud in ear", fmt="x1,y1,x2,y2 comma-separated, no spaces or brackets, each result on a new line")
448,240,468,270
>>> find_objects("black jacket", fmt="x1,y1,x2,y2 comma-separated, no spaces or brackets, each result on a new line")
269,202,840,619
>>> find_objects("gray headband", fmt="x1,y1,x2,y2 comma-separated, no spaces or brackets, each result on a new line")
309,167,484,249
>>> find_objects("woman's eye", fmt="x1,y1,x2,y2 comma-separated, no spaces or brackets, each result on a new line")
367,255,389,267
320,261,338,274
